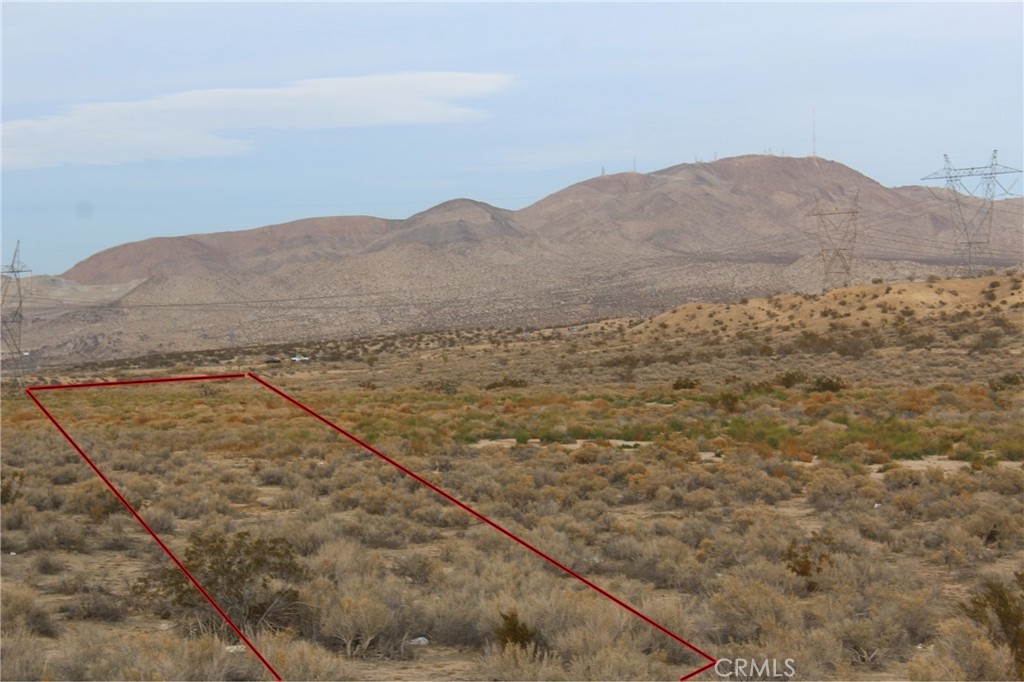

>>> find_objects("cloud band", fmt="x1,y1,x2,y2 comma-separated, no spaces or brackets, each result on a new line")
2,72,513,169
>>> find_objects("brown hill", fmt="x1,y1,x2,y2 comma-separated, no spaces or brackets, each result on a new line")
63,154,1022,286
367,199,524,251
64,216,395,285
517,155,1020,260
21,155,1024,365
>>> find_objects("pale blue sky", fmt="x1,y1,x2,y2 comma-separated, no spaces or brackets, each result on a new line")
3,2,1022,275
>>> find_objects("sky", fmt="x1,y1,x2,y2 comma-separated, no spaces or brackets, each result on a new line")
2,2,1022,276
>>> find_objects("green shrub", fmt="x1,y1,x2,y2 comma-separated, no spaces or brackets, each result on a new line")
495,610,537,649
711,391,741,413
1,470,25,504
422,379,459,395
808,375,848,392
990,371,1023,391
774,370,807,389
485,375,529,390
783,531,837,592
134,530,307,635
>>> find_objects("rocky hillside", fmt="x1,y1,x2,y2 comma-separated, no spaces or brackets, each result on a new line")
16,155,1023,365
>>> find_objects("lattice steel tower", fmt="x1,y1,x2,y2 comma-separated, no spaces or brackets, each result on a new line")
922,150,1021,276
2,242,31,387
808,191,859,292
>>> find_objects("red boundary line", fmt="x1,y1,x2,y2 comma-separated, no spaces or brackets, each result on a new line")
25,374,282,681
26,372,718,681
246,372,718,678
26,373,248,391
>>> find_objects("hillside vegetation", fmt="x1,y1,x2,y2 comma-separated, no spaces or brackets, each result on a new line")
17,154,1024,365
2,275,1022,680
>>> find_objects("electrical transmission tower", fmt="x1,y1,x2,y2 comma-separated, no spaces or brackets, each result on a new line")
807,191,859,292
2,241,31,387
922,150,1022,276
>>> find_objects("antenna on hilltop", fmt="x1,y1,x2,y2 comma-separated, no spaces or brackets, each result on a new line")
2,241,32,388
922,150,1021,277
807,191,859,292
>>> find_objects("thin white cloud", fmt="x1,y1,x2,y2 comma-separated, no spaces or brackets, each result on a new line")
2,72,513,169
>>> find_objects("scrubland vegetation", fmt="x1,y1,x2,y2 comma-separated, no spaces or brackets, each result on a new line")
2,275,1022,680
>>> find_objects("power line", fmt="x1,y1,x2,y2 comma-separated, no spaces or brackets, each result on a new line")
2,242,32,386
922,150,1022,276
807,191,859,292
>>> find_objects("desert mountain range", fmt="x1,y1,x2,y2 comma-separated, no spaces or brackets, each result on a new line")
11,155,1024,365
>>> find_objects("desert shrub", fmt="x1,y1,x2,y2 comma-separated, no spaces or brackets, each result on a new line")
960,572,1024,679
907,617,1016,681
422,379,459,395
134,530,307,635
62,478,123,522
145,504,177,534
31,553,66,575
883,466,925,490
783,531,837,592
0,626,46,680
994,438,1024,461
59,588,125,622
969,329,1004,354
705,576,801,644
838,441,890,465
162,489,236,519
45,629,266,682
792,330,832,354
1,498,35,530
1,469,25,504
256,464,294,486
672,376,700,390
485,375,529,389
962,507,1024,551
808,375,848,392
977,467,1024,496
481,641,565,681
850,510,895,543
774,370,807,389
22,480,65,511
805,468,861,512
220,481,257,504
729,469,793,505
26,516,90,552
567,645,665,680
834,332,879,357
393,552,440,586
833,613,904,670
342,509,440,548
306,574,412,660
251,630,354,681
495,609,538,649
1,584,59,637
710,391,741,413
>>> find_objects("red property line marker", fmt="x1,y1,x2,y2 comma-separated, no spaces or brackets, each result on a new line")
27,371,717,680
246,372,718,679
26,372,248,391
25,375,283,682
